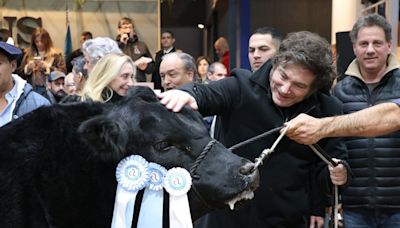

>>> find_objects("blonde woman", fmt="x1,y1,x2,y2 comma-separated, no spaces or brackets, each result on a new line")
79,53,136,103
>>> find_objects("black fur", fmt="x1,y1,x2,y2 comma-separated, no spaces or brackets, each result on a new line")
0,86,259,227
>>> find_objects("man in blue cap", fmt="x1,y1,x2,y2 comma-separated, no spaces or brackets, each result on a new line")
0,41,49,127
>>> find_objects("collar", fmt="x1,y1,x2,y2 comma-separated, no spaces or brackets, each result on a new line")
163,47,174,54
345,53,400,79
10,74,26,98
249,60,273,90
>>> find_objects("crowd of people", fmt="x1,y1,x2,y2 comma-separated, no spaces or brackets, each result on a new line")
0,13,399,228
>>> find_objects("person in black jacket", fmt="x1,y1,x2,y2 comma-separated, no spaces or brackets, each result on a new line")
151,31,177,91
159,31,351,227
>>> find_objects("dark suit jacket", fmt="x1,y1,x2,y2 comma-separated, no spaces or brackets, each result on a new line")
151,47,176,90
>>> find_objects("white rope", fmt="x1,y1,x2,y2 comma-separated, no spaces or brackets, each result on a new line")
253,127,288,169
308,144,339,228
251,127,340,228
334,185,338,228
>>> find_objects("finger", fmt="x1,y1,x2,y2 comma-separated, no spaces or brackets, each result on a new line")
172,98,187,112
165,96,178,110
330,175,346,185
188,100,199,110
157,92,164,100
280,126,288,134
309,217,315,228
158,92,170,104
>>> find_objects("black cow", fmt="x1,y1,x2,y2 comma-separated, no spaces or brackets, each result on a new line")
0,87,259,227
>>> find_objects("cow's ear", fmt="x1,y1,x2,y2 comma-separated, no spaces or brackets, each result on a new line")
127,86,158,103
78,116,128,161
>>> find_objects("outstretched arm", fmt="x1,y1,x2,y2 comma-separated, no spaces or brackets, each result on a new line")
284,102,400,145
158,90,198,112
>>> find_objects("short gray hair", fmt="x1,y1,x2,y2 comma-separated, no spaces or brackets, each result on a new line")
208,62,226,74
162,52,198,80
81,37,122,65
350,14,392,43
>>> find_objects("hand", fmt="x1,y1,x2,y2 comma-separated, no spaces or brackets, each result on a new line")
309,215,324,228
27,60,36,70
137,62,147,71
37,60,44,68
120,33,129,44
158,90,198,112
283,114,324,145
329,159,347,186
32,60,44,72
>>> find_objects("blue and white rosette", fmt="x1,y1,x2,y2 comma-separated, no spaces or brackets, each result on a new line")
137,163,167,228
111,155,149,228
164,167,193,228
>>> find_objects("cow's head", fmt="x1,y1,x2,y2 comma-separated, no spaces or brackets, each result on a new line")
78,87,259,220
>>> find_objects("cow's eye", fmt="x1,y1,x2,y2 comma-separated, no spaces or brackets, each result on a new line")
154,141,174,151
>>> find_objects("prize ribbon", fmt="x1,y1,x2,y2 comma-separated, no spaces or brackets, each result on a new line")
164,167,193,228
111,155,149,228
137,163,167,228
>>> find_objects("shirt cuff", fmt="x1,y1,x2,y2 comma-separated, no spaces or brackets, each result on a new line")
392,98,400,106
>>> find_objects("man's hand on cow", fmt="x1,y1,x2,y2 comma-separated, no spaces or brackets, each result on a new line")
329,159,347,186
282,113,324,145
158,90,198,112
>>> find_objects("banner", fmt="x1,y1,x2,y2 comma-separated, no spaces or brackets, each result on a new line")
0,0,158,56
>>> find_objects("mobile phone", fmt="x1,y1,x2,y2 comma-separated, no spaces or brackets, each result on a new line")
33,56,42,61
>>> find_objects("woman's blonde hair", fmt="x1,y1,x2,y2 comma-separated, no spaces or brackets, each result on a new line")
80,53,136,102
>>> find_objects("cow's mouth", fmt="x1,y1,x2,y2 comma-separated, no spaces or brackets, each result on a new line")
225,190,254,210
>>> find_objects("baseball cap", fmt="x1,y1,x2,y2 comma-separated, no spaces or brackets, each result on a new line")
48,71,66,82
0,41,22,60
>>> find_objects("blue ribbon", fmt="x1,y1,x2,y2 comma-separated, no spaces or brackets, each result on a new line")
137,163,166,228
111,155,149,228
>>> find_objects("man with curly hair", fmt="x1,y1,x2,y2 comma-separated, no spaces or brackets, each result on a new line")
158,31,351,227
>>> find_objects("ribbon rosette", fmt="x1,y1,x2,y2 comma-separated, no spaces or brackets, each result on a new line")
164,167,193,228
137,163,167,228
111,155,150,228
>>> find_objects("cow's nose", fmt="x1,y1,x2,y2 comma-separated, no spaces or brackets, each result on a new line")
239,160,260,191
239,161,255,175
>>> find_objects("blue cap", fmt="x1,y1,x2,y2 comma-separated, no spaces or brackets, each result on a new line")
0,41,22,60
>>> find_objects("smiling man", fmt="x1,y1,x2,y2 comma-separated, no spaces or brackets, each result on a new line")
331,14,400,228
158,31,350,228
160,52,196,91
